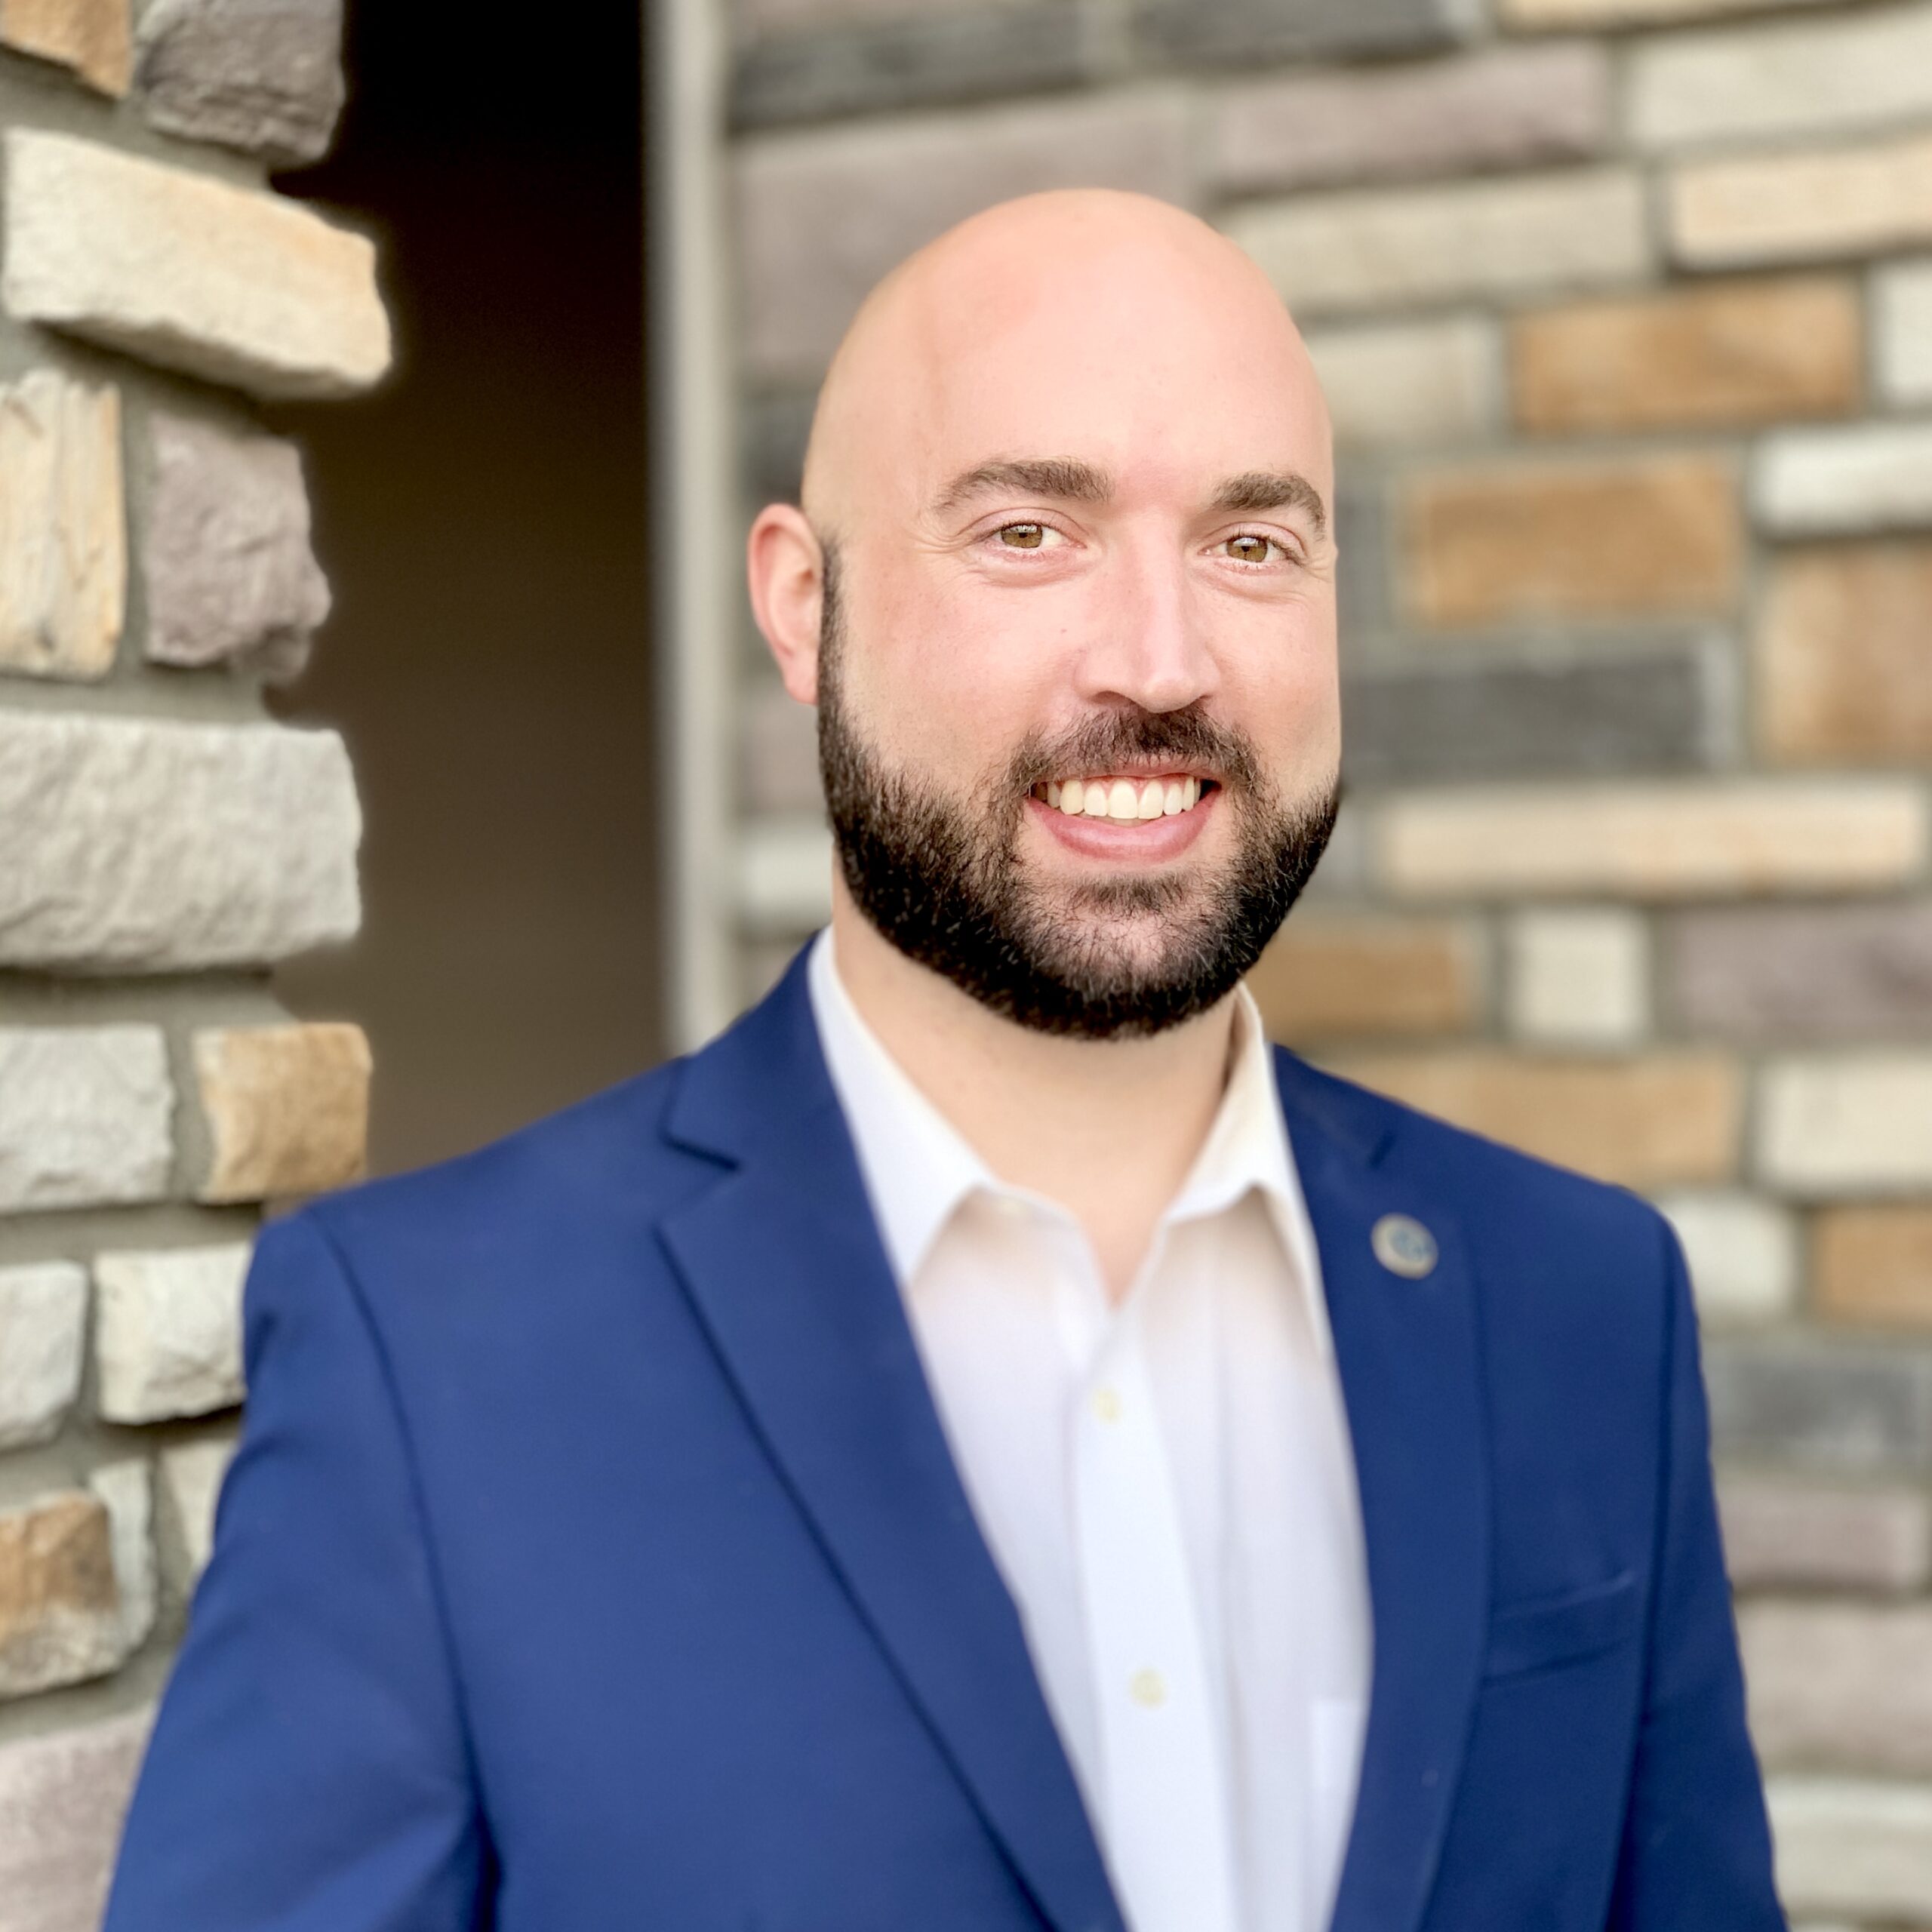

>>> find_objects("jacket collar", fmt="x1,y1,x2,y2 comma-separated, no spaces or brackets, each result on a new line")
663,952,1490,1932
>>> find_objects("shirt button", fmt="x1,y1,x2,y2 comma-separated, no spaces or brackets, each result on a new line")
1091,1386,1123,1423
1128,1669,1167,1708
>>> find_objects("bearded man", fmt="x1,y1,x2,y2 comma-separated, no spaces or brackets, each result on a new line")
104,192,1785,1932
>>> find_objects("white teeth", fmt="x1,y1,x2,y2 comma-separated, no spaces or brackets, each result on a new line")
1060,777,1084,816
1106,779,1138,822
1188,777,1201,808
1083,783,1109,819
1044,774,1211,823
1136,780,1164,820
1163,779,1185,817
1048,780,1062,809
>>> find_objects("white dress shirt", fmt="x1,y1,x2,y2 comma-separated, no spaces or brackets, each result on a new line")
808,932,1372,1932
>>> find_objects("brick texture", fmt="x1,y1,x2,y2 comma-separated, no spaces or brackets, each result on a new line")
1719,1471,1931,1594
1658,1192,1795,1324
1378,781,1927,902
0,1711,151,1932
1815,1208,1932,1331
1211,44,1607,193
734,93,1194,382
1399,453,1740,626
1704,1336,1932,1472
1669,902,1932,1042
1770,1777,1932,1923
1754,423,1932,540
1671,133,1932,270
194,1023,372,1203
2,129,390,400
0,0,131,95
1878,259,1932,405
1510,278,1861,434
1303,317,1498,448
1326,1050,1740,1187
94,1244,249,1423
1135,0,1469,69
0,1027,172,1214
1507,907,1649,1047
1743,1599,1932,1775
1761,1055,1932,1197
731,2,1088,128
0,1262,87,1451
1226,166,1649,318
1500,0,1814,22
0,1491,123,1699
0,371,125,683
1247,915,1478,1042
1758,541,1932,763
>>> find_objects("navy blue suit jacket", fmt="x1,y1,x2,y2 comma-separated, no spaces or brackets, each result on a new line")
106,953,1784,1931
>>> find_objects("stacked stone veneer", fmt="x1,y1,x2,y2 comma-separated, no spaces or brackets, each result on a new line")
0,2,380,1925
728,0,1932,1920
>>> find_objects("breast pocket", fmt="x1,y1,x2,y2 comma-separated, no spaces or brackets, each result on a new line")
1483,1571,1641,1682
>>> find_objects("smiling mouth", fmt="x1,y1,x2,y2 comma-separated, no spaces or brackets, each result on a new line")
1029,774,1217,823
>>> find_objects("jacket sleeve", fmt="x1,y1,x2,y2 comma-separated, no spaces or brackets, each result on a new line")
1607,1220,1786,1928
104,1210,489,1932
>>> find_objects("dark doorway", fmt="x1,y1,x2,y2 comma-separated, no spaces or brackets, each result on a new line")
268,6,658,1175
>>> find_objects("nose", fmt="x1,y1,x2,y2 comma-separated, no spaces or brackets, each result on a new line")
1072,530,1219,715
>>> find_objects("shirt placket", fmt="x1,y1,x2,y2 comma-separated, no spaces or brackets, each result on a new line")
1069,1257,1241,1932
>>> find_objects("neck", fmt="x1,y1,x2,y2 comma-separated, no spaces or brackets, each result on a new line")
828,884,1240,1300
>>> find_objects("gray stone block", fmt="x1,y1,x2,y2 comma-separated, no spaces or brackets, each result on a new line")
742,390,818,509
733,2,1088,129
1136,0,1470,69
143,412,331,681
1706,1336,1932,1472
1342,645,1715,787
740,677,821,816
1335,471,1390,642
1667,901,1932,1041
134,0,346,167
0,1711,151,1932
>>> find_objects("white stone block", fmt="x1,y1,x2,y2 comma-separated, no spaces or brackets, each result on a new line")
0,711,361,971
0,1027,172,1214
1506,906,1649,1045
1629,4,1932,150
738,817,834,934
1302,315,1500,448
0,1710,152,1932
1754,422,1932,537
1654,1191,1797,1324
1379,781,1927,902
1770,1777,1932,1919
1761,1054,1932,1195
88,1460,156,1654
1,128,389,400
1876,258,1932,407
93,1243,250,1424
0,370,125,681
1226,166,1651,318
161,1435,235,1583
0,1262,87,1449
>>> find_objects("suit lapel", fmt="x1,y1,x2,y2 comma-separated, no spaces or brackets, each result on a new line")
659,959,1124,1932
1275,1051,1492,1932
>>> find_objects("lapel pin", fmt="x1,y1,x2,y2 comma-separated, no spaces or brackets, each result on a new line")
1371,1213,1438,1280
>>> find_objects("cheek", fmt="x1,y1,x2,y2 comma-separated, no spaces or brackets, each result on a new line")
1223,610,1342,769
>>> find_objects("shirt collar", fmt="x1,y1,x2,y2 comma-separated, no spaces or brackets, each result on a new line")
806,929,1334,1358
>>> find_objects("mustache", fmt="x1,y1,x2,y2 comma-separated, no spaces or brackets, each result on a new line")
1002,705,1266,794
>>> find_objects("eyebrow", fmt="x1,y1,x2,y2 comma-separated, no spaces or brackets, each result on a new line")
932,457,1328,536
1212,469,1328,535
933,457,1114,513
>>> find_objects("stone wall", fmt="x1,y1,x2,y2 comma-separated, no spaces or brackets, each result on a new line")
727,0,1932,1921
0,2,380,1925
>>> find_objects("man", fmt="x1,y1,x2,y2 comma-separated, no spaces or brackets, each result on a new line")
106,192,1784,1932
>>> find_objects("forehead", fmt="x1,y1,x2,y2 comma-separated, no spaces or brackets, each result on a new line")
854,234,1331,520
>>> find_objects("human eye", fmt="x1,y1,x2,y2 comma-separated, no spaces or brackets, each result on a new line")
1215,530,1295,566
988,520,1068,552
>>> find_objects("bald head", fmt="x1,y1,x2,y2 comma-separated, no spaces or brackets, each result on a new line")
799,190,1331,542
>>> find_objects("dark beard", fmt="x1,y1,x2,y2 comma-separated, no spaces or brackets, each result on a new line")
814,548,1340,1041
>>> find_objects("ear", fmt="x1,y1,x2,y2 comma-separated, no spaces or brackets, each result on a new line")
746,504,826,707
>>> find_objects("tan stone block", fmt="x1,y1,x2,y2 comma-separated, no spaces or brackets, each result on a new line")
1511,278,1860,434
1303,316,1500,448
0,371,125,682
1247,916,1478,1044
1502,0,1814,23
1719,1470,1932,1593
1671,133,1932,270
1324,1050,1740,1187
1379,781,1927,902
1401,453,1741,626
2,129,390,400
0,1491,122,1700
0,1710,152,1932
194,1022,370,1203
0,0,131,94
1227,166,1649,320
1743,1599,1932,1775
1770,1777,1932,1922
1814,1207,1932,1329
1759,542,1932,764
